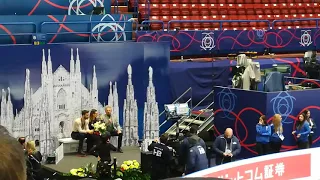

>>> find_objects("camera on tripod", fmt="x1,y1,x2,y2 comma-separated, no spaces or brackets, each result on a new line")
303,51,320,79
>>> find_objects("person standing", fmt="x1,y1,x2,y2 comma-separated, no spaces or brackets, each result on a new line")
255,115,271,155
292,113,311,149
71,110,93,155
103,106,123,153
148,134,173,180
213,128,241,165
180,126,207,174
269,114,284,153
304,109,316,147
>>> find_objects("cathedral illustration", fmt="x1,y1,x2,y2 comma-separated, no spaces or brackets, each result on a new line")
123,65,139,146
0,48,105,156
141,67,159,152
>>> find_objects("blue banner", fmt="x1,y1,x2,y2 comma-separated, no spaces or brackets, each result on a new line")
214,86,320,159
136,29,318,56
0,14,133,44
0,0,111,15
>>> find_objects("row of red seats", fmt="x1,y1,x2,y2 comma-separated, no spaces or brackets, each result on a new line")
138,0,315,4
149,15,320,22
140,3,318,9
149,20,317,30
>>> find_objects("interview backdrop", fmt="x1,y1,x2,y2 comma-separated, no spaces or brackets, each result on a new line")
213,86,320,159
0,42,171,156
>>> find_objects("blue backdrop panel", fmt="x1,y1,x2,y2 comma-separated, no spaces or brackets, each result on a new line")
214,86,320,159
0,0,111,15
213,86,267,159
0,42,171,138
265,90,320,151
136,28,317,56
169,61,230,109
0,14,132,44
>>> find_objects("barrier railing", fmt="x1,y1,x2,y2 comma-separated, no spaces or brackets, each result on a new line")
0,22,37,45
167,19,271,30
40,21,137,43
272,18,320,28
141,20,165,31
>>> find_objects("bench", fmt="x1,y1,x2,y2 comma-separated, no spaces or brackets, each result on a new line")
58,138,87,154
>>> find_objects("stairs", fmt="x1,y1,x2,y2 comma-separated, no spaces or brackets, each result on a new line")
166,110,214,137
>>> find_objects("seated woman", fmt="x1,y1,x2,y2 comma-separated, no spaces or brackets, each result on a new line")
87,109,103,154
26,141,43,180
89,133,116,179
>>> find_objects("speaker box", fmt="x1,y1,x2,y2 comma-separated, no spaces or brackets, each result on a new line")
140,151,153,174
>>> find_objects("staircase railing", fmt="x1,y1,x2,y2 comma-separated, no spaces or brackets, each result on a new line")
159,87,192,128
181,90,215,132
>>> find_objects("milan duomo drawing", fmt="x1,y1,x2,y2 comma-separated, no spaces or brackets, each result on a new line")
141,67,160,152
0,48,105,156
122,65,139,146
107,81,120,146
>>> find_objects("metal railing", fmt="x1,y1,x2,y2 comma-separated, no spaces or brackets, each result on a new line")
40,20,137,43
159,87,192,127
272,18,320,28
181,90,214,132
0,22,37,45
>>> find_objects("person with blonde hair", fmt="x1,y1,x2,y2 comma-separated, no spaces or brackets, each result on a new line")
26,140,43,180
269,114,284,153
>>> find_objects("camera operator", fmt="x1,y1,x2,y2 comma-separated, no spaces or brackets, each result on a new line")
148,133,173,180
179,125,207,175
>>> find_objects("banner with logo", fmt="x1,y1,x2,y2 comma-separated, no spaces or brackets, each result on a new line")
186,147,320,179
136,28,318,56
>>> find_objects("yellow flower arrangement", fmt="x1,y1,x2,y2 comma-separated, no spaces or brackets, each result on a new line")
70,168,86,177
120,160,140,172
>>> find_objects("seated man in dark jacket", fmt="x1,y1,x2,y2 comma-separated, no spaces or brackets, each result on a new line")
213,128,241,165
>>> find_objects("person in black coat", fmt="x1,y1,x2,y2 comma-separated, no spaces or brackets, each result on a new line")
26,141,43,180
87,109,103,154
89,133,116,179
148,133,173,180
213,128,241,165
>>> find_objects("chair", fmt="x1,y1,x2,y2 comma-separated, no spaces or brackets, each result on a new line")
170,16,181,30
179,4,191,16
169,4,180,15
191,16,201,29
199,4,210,15
201,16,212,29
160,4,170,16
190,4,200,16
180,16,192,29
149,4,160,16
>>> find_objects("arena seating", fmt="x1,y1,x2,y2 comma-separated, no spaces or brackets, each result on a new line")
138,0,319,30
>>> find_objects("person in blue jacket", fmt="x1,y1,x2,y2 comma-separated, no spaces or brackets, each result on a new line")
292,113,311,149
213,128,241,165
255,115,271,155
269,114,284,153
180,125,207,175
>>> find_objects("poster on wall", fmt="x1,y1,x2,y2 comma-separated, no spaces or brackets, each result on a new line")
0,42,171,156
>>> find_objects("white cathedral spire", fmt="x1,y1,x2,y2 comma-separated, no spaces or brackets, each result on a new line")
75,48,80,73
123,64,139,146
70,48,75,75
42,49,47,76
143,66,159,141
1,89,7,126
6,87,13,134
47,49,52,75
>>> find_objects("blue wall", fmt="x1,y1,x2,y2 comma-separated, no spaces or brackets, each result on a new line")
0,42,171,138
214,86,320,159
0,0,111,15
0,14,132,44
137,29,318,56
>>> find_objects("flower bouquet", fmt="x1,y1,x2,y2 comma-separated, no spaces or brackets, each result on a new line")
93,121,107,135
68,163,95,178
115,160,150,180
